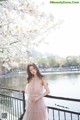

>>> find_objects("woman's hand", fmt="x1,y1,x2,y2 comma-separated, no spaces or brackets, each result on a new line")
32,97,40,103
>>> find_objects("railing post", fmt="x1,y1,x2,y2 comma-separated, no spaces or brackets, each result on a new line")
18,91,25,120
22,91,25,113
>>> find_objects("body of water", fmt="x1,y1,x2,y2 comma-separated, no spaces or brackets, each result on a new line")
0,72,80,113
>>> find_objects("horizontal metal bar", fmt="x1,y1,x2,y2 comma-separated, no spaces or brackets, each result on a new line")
47,106,80,115
0,93,23,101
0,87,20,92
46,95,80,102
1,87,80,102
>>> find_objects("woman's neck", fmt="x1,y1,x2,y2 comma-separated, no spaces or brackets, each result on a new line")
33,75,39,79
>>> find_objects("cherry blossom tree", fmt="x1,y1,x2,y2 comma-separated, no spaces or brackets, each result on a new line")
0,0,62,70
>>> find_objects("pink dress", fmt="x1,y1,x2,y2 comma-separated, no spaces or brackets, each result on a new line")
23,78,48,120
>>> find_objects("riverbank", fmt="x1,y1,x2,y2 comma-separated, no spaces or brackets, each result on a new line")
0,69,80,78
41,70,80,75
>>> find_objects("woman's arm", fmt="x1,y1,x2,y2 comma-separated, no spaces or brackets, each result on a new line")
39,79,50,99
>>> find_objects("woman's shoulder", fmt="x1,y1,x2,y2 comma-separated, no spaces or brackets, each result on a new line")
39,77,46,85
40,77,48,86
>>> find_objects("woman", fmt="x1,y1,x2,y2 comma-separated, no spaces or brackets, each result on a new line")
23,63,50,120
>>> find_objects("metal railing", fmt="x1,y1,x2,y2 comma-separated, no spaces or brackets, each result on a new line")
45,95,80,120
0,87,80,120
0,87,25,120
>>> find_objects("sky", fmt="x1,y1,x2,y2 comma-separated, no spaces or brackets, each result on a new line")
37,1,80,57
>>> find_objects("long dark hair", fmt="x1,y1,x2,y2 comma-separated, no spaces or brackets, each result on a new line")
27,63,44,83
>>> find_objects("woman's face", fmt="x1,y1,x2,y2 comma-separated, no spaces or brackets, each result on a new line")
29,66,37,76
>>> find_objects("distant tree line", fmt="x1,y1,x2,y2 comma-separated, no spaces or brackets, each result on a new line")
36,56,80,68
